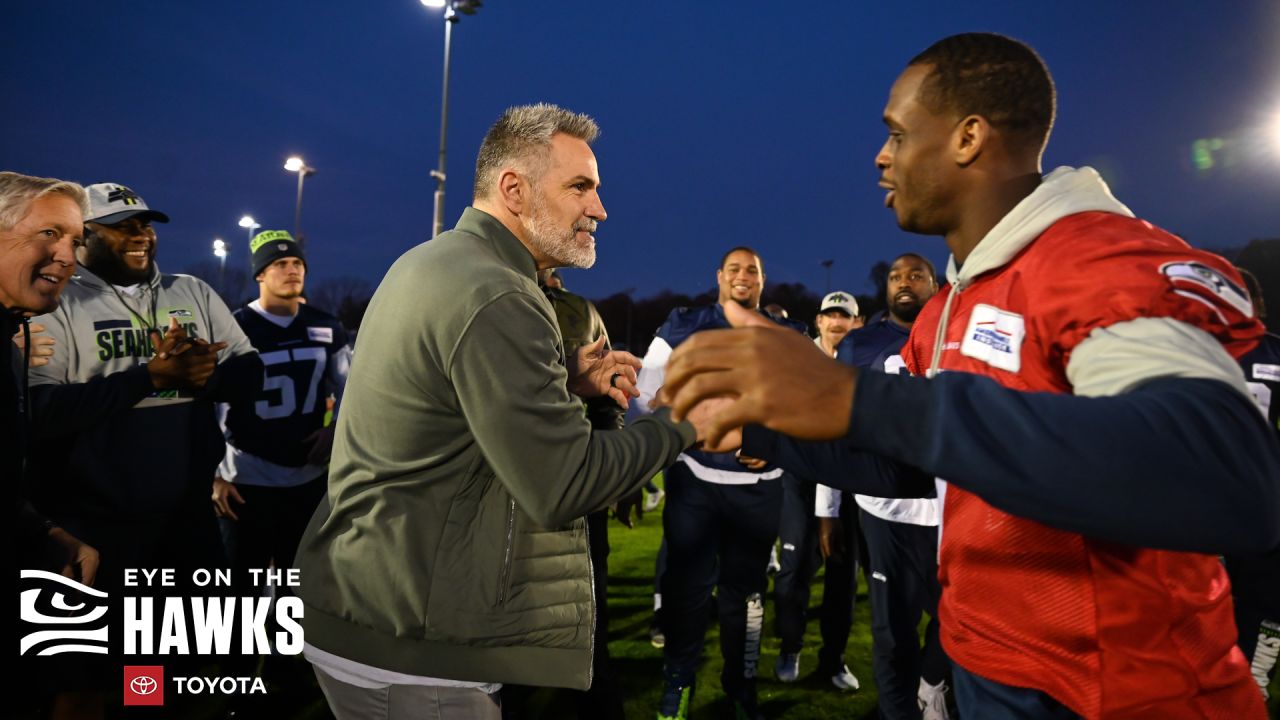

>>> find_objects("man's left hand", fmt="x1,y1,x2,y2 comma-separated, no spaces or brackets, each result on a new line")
567,336,642,409
613,489,644,528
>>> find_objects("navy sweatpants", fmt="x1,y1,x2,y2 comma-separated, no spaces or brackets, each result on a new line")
773,474,858,673
660,461,782,699
861,509,949,719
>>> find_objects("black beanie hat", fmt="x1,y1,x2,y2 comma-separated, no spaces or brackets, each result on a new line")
250,230,306,277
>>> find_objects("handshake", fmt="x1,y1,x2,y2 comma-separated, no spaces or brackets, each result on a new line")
565,302,858,453
658,301,859,453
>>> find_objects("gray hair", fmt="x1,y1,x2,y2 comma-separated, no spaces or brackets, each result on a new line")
473,103,600,200
0,171,88,232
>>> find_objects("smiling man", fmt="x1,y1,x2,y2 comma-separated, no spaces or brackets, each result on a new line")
1,172,102,579
31,184,262,562
295,104,708,720
25,181,262,713
627,247,807,720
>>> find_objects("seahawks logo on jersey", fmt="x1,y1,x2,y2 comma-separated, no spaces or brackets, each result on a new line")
1160,261,1253,317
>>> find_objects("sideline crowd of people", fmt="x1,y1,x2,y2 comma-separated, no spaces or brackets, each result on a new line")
7,30,1279,720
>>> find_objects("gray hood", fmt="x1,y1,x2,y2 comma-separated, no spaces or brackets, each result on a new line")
945,166,1134,290
926,166,1134,377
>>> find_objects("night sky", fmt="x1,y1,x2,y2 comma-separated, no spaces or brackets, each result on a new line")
8,1,1279,303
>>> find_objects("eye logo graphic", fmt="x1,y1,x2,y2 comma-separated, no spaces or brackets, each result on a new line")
18,570,110,656
124,666,165,706
131,676,157,695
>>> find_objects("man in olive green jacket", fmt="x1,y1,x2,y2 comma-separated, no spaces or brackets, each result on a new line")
296,104,700,718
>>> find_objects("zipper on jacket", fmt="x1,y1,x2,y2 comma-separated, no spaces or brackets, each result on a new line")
584,517,596,688
496,497,517,605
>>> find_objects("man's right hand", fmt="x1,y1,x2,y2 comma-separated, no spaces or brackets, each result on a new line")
682,397,742,451
147,318,228,390
660,301,857,450
212,476,245,521
818,516,845,563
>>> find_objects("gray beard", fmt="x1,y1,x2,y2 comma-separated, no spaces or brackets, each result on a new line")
522,192,596,269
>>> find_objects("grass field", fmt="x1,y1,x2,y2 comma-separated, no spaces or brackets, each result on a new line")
516,474,884,720
189,473,1280,719
601,491,882,720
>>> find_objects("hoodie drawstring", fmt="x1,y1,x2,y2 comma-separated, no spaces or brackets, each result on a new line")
926,284,959,379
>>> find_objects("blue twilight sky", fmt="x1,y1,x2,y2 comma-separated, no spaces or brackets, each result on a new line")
6,1,1279,302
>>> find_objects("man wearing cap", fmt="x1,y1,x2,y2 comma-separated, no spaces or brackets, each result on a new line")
815,291,862,355
772,289,863,692
213,229,349,604
27,182,261,627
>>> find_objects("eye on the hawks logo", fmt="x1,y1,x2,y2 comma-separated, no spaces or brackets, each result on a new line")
18,569,110,656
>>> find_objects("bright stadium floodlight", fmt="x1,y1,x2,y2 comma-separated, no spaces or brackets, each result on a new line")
239,215,260,250
283,157,316,248
213,238,228,287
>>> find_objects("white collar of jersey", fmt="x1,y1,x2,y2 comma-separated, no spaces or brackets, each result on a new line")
945,166,1134,290
248,299,298,329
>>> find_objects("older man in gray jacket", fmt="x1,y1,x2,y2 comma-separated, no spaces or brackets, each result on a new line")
297,104,705,719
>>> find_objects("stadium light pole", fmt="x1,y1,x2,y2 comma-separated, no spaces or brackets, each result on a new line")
238,215,260,251
421,0,483,238
284,156,316,248
1268,105,1280,159
212,238,227,288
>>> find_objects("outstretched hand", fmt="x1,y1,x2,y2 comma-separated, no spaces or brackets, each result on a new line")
658,301,858,449
567,335,643,409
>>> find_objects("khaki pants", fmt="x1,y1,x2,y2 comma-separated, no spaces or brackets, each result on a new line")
314,666,502,720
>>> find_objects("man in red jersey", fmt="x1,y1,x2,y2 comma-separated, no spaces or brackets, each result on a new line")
657,33,1278,719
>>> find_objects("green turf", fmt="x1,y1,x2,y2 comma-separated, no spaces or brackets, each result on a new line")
517,473,883,720
604,489,882,719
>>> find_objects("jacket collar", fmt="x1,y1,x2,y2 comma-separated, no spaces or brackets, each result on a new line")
454,207,539,283
945,166,1134,290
